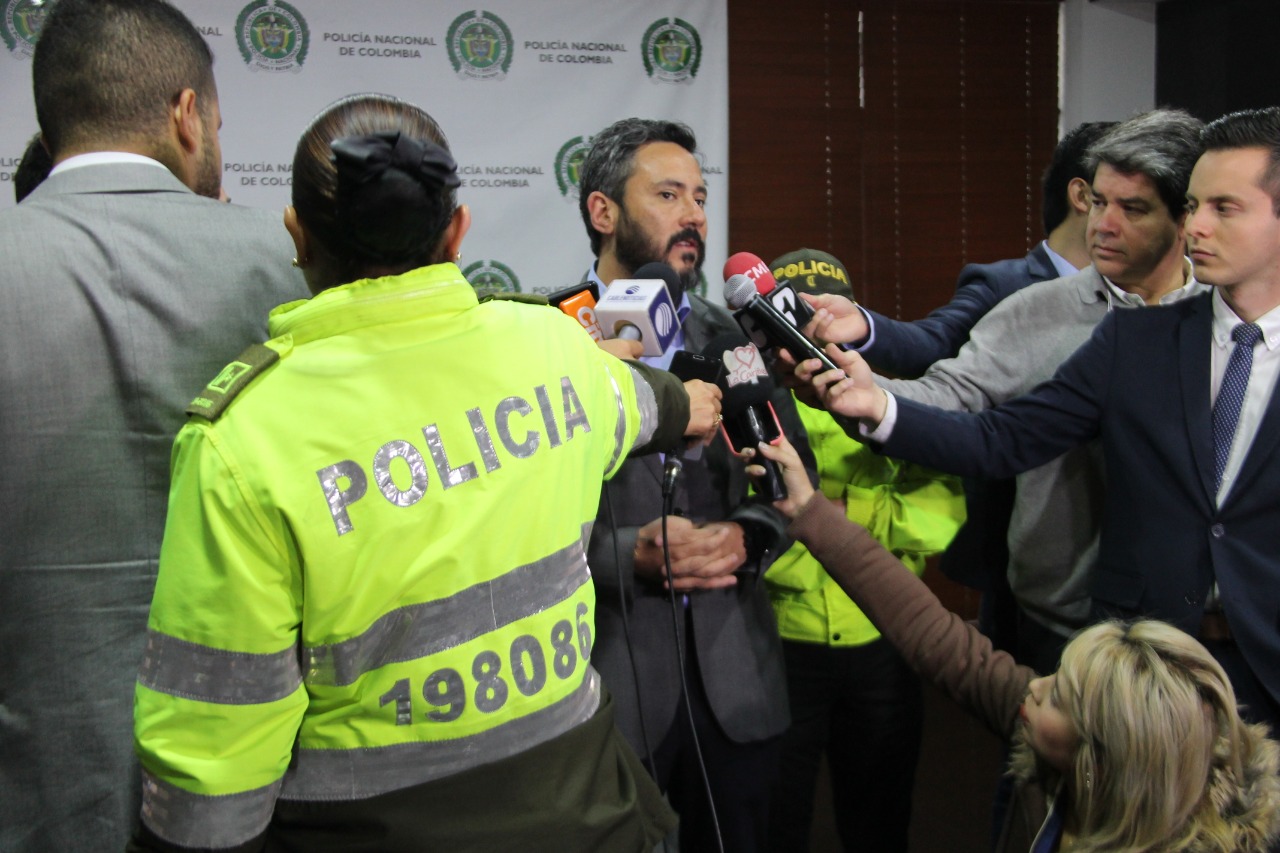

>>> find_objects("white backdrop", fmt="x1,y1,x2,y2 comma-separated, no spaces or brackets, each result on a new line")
0,0,729,300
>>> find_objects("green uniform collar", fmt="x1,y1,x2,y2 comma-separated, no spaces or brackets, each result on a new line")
268,263,478,344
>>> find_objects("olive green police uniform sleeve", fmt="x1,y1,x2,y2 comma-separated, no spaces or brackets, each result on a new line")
133,423,307,850
623,360,689,456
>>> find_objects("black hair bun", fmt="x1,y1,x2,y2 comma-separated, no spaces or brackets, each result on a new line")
331,131,460,265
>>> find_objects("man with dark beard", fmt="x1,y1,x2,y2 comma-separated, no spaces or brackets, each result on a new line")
0,1,305,849
575,118,804,851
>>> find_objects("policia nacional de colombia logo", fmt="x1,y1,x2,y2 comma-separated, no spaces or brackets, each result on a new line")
464,259,521,298
236,0,309,72
447,10,512,81
642,18,701,83
2,0,52,59
554,136,593,200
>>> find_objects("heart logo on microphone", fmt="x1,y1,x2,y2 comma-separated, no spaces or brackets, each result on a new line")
723,344,767,387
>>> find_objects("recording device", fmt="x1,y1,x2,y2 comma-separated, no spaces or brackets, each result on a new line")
702,332,787,501
547,282,603,341
723,274,843,374
595,262,683,356
670,350,724,385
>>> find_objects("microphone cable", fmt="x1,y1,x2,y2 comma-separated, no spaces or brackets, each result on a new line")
602,482,668,853
660,454,725,853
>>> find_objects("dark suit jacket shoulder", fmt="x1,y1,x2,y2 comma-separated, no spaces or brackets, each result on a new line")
862,242,1058,378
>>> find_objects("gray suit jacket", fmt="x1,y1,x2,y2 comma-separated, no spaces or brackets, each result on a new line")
0,163,308,852
588,294,798,754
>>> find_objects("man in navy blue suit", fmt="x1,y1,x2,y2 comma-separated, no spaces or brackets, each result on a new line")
805,108,1280,730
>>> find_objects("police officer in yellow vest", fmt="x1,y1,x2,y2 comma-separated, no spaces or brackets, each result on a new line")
130,95,716,852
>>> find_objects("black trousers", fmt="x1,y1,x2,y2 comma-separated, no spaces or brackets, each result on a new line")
766,638,923,853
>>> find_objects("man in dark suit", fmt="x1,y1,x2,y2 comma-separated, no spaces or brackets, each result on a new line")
806,107,1280,730
0,1,306,849
577,117,804,851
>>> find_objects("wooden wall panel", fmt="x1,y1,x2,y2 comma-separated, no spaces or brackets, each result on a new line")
730,0,1058,324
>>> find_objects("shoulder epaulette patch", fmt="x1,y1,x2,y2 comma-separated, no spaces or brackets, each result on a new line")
478,292,550,306
186,343,279,421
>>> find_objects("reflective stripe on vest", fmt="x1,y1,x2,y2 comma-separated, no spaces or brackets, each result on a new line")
138,632,302,705
623,362,659,463
141,770,280,849
304,525,592,686
282,670,599,800
139,676,599,843
140,527,599,812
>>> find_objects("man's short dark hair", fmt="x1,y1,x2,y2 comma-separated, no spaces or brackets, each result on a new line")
33,0,215,157
1041,121,1116,234
14,133,52,203
1201,107,1280,216
577,118,698,257
1084,108,1204,220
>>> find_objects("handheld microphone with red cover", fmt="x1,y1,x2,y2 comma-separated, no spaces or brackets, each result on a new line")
723,252,777,294
594,262,682,356
546,282,604,341
723,274,843,374
725,251,819,332
703,332,787,501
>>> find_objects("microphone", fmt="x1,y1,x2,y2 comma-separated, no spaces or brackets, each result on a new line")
662,454,683,497
635,260,685,308
702,333,786,501
723,274,843,374
547,282,603,341
723,251,777,295
594,262,683,356
725,250,818,344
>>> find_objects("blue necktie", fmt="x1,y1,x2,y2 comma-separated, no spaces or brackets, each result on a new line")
1212,322,1263,492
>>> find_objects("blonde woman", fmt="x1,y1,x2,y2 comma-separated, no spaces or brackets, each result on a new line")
744,437,1280,852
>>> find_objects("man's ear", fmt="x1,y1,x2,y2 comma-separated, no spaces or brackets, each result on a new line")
586,190,618,237
1067,177,1092,215
172,88,203,156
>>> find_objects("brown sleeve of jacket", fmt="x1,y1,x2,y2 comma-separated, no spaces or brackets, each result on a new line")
788,496,1034,740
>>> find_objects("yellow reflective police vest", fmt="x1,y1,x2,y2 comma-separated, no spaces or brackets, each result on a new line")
765,397,965,647
134,263,660,848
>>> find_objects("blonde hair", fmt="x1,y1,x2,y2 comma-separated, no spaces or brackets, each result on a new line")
1010,620,1280,852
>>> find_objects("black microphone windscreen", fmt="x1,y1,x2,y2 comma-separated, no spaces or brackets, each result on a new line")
634,261,683,306
700,332,774,413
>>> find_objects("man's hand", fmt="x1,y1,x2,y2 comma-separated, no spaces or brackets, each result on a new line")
795,344,889,425
798,292,869,346
633,516,745,591
597,338,645,359
798,292,870,345
683,379,723,443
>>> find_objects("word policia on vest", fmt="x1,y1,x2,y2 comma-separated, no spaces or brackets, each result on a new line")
317,376,592,535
